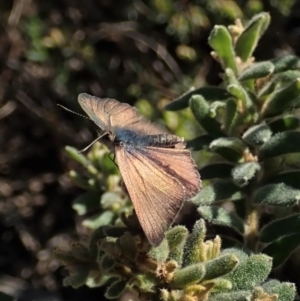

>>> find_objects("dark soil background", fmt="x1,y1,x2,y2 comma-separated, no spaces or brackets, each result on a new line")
1,1,300,300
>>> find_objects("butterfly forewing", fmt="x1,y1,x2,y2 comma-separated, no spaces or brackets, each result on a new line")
78,93,167,135
115,145,186,246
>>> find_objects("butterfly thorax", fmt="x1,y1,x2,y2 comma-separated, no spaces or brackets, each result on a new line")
114,128,184,148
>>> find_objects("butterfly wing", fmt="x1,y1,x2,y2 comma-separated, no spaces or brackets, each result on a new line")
78,93,167,135
138,146,201,199
115,145,187,246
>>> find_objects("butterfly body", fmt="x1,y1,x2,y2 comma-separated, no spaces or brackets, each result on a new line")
78,93,201,246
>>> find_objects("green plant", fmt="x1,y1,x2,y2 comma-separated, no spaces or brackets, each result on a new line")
57,12,298,300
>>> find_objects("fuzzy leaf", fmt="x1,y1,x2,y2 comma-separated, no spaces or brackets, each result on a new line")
209,25,237,73
186,135,214,151
221,248,249,262
239,61,274,81
225,69,255,112
231,162,260,187
263,280,296,301
262,233,300,268
260,214,300,243
262,78,300,117
226,254,272,290
82,210,114,229
190,95,224,138
272,55,300,73
101,255,115,270
253,183,300,206
265,171,300,189
72,192,100,216
242,124,272,147
148,238,169,262
200,163,233,180
165,87,231,111
63,267,90,288
259,131,300,160
133,274,157,293
69,170,95,190
65,146,98,175
203,254,239,280
105,280,127,299
268,115,300,133
71,243,90,262
171,263,205,288
183,219,206,267
198,206,244,235
166,226,189,266
192,181,243,205
209,291,252,301
209,137,247,162
224,98,238,135
235,12,270,61
119,232,138,261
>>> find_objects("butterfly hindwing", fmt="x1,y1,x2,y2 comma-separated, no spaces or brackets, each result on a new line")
115,145,186,246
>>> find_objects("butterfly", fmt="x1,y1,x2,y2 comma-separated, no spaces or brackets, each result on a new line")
78,93,201,246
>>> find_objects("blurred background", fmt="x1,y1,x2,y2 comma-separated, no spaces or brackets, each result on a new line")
0,0,300,300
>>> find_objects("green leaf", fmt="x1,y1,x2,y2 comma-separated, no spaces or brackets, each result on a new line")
242,124,272,147
63,267,90,288
183,219,206,267
235,12,270,61
101,255,115,270
253,183,300,206
171,263,205,288
239,61,274,81
231,162,261,187
119,232,139,261
69,170,96,190
165,87,231,111
268,115,300,133
225,254,272,290
186,135,214,151
133,274,157,293
105,280,127,299
65,146,98,175
203,254,239,280
272,55,300,73
224,98,238,135
72,192,100,216
221,248,249,262
200,163,233,180
209,25,237,73
192,181,243,205
259,214,300,243
209,137,247,162
190,95,224,138
262,78,300,117
166,226,189,266
263,280,296,301
265,171,300,189
148,238,169,262
209,291,252,301
224,69,255,112
259,131,300,160
198,206,244,235
82,210,114,229
0,292,16,301
262,233,300,268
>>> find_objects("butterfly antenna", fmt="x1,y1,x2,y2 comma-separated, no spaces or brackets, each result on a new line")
57,104,90,120
79,132,108,153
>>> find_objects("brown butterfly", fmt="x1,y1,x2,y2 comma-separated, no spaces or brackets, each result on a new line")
78,93,201,246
